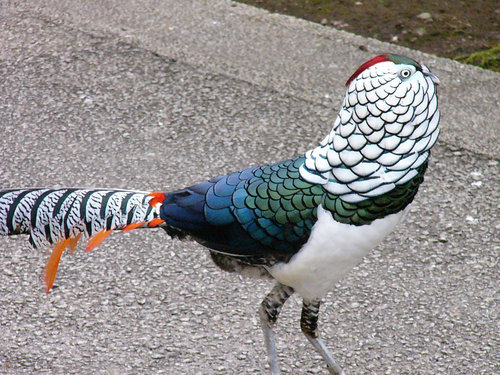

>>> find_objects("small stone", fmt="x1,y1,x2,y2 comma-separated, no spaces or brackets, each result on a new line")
151,352,165,359
465,215,478,224
470,171,482,180
415,27,426,36
3,268,14,276
416,12,432,21
438,233,448,243
320,18,328,26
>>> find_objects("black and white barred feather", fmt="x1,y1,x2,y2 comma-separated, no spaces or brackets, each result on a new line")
0,188,163,249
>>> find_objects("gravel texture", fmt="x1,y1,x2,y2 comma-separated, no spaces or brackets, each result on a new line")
0,1,498,374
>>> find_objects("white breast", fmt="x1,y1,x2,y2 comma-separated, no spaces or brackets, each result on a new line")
269,205,410,300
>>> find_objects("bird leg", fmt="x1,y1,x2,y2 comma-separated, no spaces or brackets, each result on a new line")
301,300,345,375
259,282,294,375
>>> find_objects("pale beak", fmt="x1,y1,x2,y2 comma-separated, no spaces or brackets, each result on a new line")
422,64,440,86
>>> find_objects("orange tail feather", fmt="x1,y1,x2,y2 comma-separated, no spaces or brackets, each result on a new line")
44,238,71,293
68,233,82,253
122,221,146,232
85,229,113,253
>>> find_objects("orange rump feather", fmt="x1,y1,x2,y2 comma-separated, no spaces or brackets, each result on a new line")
148,218,164,227
149,192,166,207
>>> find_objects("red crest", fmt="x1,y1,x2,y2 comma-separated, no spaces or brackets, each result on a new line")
345,54,390,87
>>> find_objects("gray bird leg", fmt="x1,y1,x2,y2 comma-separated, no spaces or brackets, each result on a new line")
301,300,345,375
259,282,294,375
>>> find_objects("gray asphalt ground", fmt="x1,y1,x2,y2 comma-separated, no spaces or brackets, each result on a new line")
0,1,498,374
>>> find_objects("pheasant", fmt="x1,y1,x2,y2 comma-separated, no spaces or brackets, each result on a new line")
0,54,440,374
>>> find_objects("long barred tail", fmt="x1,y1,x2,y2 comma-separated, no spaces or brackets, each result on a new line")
0,188,166,292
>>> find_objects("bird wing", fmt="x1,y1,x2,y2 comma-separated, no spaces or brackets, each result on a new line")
159,156,323,262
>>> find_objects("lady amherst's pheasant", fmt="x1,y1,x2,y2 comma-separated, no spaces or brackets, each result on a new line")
0,54,439,374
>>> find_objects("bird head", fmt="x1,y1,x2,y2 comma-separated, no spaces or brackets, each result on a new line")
340,54,440,146
300,54,440,203
345,54,439,88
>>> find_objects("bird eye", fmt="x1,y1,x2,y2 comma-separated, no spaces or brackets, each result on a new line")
399,69,412,79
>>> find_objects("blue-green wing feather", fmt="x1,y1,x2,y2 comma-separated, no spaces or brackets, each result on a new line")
159,157,318,262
